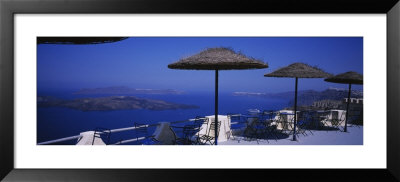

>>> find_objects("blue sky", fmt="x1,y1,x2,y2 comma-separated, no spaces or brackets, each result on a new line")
37,37,363,93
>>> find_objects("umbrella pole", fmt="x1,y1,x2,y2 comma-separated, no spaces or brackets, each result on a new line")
293,77,298,141
344,83,352,132
215,69,219,145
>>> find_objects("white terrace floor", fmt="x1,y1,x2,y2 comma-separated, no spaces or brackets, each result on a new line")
219,125,363,145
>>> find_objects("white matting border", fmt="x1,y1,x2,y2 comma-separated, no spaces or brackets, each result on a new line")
14,14,386,168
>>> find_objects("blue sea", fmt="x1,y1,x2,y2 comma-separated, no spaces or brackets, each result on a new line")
37,91,290,144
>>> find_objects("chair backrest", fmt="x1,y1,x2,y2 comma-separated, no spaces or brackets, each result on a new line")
331,111,339,120
192,116,208,134
316,110,329,119
297,111,310,123
194,116,207,127
207,120,221,137
259,110,268,121
298,111,306,119
272,111,281,121
339,110,346,121
246,116,259,127
182,125,198,139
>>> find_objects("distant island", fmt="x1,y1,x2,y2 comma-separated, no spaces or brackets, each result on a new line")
286,88,362,107
37,96,199,111
233,88,363,109
73,86,185,95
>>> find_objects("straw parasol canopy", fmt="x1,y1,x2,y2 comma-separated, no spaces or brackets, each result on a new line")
324,71,363,132
37,37,128,44
324,71,363,85
264,62,332,141
264,62,332,78
168,47,268,145
168,47,268,70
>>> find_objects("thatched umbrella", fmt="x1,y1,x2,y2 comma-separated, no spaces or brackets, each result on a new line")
264,63,332,141
324,71,363,132
168,47,268,145
37,37,128,44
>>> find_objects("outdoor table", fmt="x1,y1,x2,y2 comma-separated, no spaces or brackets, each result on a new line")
196,115,232,143
320,109,346,127
330,110,346,126
277,112,295,131
314,110,330,128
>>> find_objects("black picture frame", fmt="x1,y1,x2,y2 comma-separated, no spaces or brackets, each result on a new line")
1,0,399,181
